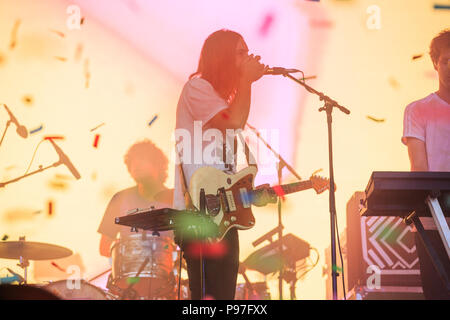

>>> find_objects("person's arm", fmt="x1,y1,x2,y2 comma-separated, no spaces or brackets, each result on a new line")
406,137,428,171
99,234,114,257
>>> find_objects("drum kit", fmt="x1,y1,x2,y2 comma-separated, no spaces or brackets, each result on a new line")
0,208,283,300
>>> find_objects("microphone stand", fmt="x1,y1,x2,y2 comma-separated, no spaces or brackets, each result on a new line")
281,71,350,300
0,160,63,188
0,120,12,149
245,123,302,300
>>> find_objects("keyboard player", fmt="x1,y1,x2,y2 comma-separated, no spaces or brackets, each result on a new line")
402,29,450,299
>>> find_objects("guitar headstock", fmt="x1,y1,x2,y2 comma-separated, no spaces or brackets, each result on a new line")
310,175,333,194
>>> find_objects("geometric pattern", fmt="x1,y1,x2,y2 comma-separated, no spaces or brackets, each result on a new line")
361,217,420,274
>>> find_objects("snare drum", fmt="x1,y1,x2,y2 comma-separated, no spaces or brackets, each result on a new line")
44,280,107,300
109,232,176,299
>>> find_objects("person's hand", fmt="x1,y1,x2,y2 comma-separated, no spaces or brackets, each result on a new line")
252,184,277,207
240,54,268,84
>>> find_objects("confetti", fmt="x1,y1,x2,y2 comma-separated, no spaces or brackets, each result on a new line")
366,115,385,123
80,17,85,25
0,51,6,66
310,20,334,28
9,19,21,50
47,200,53,216
48,181,68,191
90,123,105,132
93,134,100,148
30,125,43,135
33,210,42,215
5,165,17,171
148,115,158,126
74,43,83,62
126,277,140,285
259,12,275,37
412,54,423,60
49,29,65,38
51,262,66,273
22,95,34,106
433,4,450,10
302,75,317,81
54,56,67,62
84,59,90,88
1,235,9,241
388,77,400,89
44,136,64,140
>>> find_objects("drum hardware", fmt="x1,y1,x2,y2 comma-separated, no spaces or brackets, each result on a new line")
120,257,149,300
43,280,107,300
0,236,73,284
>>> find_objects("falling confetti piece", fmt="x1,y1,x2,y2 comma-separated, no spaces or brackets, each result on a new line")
55,174,72,180
80,17,85,25
1,235,9,241
90,123,105,132
74,43,83,62
51,262,66,273
412,54,423,60
54,56,67,62
48,180,68,191
44,136,64,140
366,115,385,123
91,171,97,181
0,51,6,66
49,29,65,38
22,95,34,106
47,200,53,216
433,4,450,10
84,59,90,88
93,134,100,148
148,115,158,126
388,77,400,89
5,165,17,171
126,277,140,285
310,19,334,28
222,112,230,120
9,19,21,50
33,210,42,215
30,125,43,135
259,12,274,37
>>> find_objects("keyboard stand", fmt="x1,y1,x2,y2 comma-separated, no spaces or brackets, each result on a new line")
426,195,450,261
405,199,450,292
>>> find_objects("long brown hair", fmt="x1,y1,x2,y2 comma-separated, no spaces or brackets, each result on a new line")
190,29,243,103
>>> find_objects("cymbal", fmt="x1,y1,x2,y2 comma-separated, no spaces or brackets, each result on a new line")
0,241,73,260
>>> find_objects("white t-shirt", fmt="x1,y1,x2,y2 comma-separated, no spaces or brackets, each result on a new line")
402,92,450,171
402,92,450,229
173,77,237,210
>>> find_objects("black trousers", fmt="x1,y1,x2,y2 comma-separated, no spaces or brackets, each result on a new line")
182,228,239,300
415,230,450,300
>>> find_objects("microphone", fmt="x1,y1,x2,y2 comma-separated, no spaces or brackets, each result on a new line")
6,268,25,284
265,67,301,75
3,104,28,138
48,139,81,180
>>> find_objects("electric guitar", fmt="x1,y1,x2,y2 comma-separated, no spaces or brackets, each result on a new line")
188,166,331,241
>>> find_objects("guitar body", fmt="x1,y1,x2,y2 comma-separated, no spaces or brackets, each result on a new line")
189,166,258,241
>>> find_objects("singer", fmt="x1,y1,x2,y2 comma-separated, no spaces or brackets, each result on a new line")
173,29,274,300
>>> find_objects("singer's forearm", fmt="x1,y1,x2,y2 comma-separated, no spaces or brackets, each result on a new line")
228,80,252,129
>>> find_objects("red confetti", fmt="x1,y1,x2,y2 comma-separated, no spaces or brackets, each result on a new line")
44,136,64,140
93,134,100,148
272,185,286,201
221,112,230,120
51,261,66,273
259,13,274,37
186,241,228,259
47,200,53,216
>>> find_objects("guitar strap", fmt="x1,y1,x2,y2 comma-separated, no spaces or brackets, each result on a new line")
175,147,196,211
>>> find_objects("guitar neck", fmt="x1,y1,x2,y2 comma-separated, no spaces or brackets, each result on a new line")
275,180,313,195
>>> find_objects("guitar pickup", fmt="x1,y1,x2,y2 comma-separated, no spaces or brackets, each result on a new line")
217,187,230,213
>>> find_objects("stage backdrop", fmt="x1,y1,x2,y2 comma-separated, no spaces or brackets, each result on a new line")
0,0,448,299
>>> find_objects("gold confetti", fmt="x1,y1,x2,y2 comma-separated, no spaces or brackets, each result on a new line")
54,56,67,62
49,29,65,38
366,115,385,123
84,58,90,88
9,19,21,50
74,43,83,62
22,95,34,106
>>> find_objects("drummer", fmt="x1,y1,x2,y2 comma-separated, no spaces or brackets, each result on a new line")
97,139,174,257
